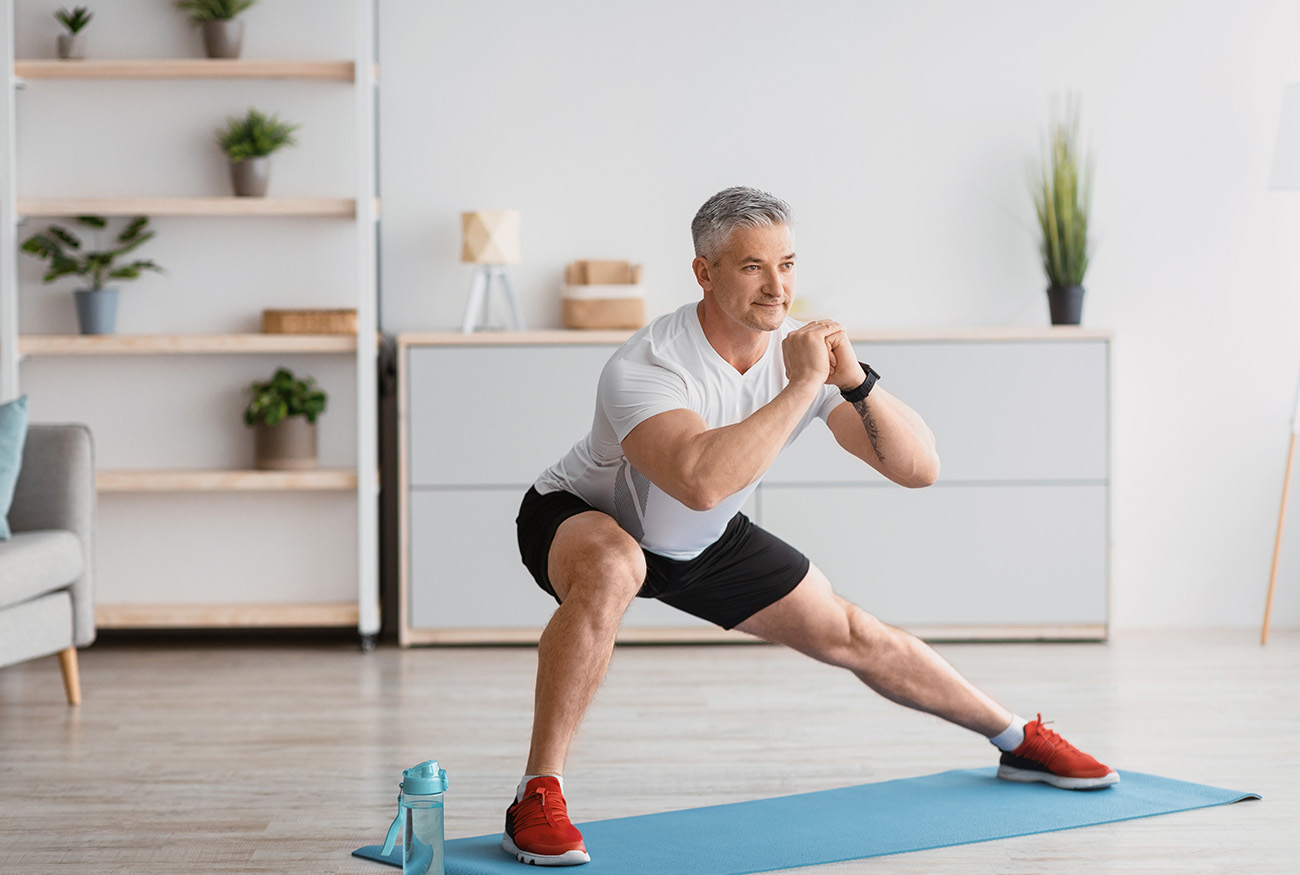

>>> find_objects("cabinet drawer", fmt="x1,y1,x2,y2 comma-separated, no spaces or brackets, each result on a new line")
758,484,1107,626
408,487,742,634
407,345,615,486
409,488,555,630
768,340,1108,484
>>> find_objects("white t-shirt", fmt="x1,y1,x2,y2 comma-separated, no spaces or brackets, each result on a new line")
534,302,842,560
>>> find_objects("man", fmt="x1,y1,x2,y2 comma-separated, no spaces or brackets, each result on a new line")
504,186,1117,866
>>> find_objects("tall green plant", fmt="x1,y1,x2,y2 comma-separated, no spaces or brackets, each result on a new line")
217,108,300,163
1031,95,1093,288
20,216,163,290
175,0,256,23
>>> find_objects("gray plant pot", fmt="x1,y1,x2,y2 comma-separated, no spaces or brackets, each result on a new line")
1047,284,1084,325
56,33,86,60
202,19,244,59
253,418,319,471
230,156,270,197
73,288,118,335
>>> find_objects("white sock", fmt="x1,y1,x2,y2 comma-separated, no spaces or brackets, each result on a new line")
517,773,564,802
988,716,1028,752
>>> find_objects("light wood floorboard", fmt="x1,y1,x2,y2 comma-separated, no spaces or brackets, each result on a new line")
0,629,1294,874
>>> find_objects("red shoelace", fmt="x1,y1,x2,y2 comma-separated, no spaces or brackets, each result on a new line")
513,785,571,831
1023,713,1084,761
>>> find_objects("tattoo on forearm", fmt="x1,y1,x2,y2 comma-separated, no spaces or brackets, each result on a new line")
853,399,886,463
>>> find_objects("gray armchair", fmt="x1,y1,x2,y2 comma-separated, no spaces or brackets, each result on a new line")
0,424,95,704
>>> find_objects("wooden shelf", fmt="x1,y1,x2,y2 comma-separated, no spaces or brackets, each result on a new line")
20,333,359,355
97,469,359,492
14,59,355,81
399,330,639,347
398,327,1113,346
17,197,357,218
96,602,361,629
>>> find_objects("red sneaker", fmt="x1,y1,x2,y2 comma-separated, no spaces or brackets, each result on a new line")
502,776,590,866
997,714,1119,790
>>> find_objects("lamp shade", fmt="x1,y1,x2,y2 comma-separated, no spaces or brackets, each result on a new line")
1271,85,1300,189
461,210,521,264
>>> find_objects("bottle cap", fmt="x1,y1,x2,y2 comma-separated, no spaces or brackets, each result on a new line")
402,760,449,795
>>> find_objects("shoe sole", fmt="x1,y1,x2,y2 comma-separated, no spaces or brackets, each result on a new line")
997,764,1121,790
501,835,590,866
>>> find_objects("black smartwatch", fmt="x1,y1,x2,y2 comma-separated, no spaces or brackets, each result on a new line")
840,362,880,403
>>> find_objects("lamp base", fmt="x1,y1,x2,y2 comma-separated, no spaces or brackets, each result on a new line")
461,264,526,333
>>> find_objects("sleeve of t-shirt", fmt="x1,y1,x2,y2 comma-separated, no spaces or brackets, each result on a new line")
599,352,691,443
814,384,843,422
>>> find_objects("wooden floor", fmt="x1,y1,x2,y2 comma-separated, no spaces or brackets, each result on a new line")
0,629,1294,874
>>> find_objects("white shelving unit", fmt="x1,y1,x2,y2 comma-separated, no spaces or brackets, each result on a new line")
1,2,380,646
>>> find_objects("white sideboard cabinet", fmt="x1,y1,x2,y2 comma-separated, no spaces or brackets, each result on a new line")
398,329,1111,645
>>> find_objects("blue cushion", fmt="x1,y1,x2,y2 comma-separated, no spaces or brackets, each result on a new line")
0,395,30,541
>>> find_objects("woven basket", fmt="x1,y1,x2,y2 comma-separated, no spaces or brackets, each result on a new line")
261,308,358,335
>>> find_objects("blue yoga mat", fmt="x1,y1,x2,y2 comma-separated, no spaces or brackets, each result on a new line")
354,767,1258,874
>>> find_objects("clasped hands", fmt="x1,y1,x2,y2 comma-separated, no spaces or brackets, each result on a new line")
782,320,866,392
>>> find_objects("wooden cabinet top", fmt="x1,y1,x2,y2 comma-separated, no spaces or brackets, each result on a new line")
397,326,1112,346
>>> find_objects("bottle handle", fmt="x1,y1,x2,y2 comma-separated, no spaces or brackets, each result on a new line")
380,789,404,857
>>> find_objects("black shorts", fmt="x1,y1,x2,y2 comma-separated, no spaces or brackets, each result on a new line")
515,486,810,630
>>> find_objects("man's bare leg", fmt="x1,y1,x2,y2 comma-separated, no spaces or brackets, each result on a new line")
525,511,646,775
734,563,1012,736
734,562,1119,790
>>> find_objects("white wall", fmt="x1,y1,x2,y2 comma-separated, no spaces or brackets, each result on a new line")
378,0,1300,630
6,2,1296,629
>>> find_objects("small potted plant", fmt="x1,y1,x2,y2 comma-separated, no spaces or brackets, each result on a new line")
1030,93,1094,325
216,108,300,197
54,6,92,60
244,367,327,470
175,0,257,59
20,216,163,335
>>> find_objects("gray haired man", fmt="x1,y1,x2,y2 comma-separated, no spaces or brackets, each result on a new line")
502,186,1117,866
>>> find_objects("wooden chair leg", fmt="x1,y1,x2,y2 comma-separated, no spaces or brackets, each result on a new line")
57,647,81,705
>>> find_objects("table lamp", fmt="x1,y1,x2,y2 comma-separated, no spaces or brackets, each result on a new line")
460,209,526,333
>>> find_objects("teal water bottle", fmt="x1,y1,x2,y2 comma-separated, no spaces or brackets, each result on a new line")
381,760,448,875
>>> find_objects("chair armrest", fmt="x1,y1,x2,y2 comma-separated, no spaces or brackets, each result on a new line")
9,424,96,646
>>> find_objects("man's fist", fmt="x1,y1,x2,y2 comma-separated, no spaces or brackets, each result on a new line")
825,329,867,392
782,321,837,386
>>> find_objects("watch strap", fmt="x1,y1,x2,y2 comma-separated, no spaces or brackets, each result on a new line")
840,362,880,403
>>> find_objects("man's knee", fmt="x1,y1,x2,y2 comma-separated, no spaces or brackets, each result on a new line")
548,516,646,609
829,600,896,667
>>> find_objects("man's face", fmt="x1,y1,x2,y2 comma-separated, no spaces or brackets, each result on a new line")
696,223,797,333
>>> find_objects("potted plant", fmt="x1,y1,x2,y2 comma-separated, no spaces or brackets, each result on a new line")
244,367,327,470
54,6,92,60
20,216,163,335
216,108,300,197
175,0,257,59
1030,94,1094,325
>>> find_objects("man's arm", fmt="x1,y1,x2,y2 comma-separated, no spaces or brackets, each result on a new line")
824,332,941,488
620,323,836,511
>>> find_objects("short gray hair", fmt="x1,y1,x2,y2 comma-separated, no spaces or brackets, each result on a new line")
690,186,793,260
